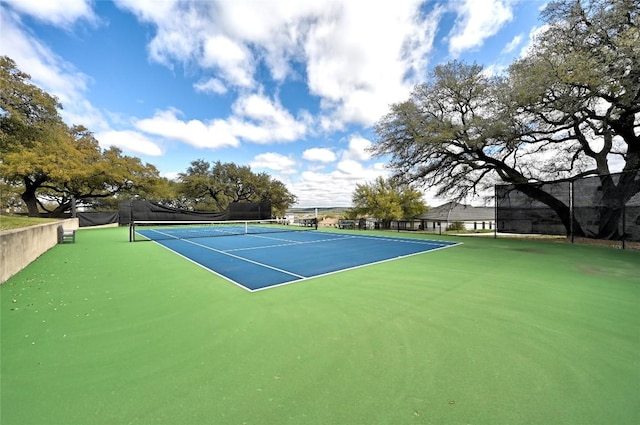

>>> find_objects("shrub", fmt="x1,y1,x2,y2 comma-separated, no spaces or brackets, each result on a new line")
447,221,465,231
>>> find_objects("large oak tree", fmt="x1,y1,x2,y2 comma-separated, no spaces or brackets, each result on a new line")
0,56,165,216
372,0,639,238
508,0,640,238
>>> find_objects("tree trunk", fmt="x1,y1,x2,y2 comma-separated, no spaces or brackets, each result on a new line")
593,171,640,240
49,202,71,218
513,183,585,237
594,207,623,240
21,176,45,217
21,191,40,216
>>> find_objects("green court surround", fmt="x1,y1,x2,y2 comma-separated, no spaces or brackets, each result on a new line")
2,227,639,424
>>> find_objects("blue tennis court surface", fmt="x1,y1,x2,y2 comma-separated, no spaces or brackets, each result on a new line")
142,230,460,291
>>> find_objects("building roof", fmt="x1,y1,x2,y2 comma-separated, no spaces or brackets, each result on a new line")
418,202,494,222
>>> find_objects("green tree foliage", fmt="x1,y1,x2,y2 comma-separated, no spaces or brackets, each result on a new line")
372,0,639,238
0,56,166,216
95,177,176,211
351,177,427,227
342,208,360,220
178,160,297,216
0,56,62,153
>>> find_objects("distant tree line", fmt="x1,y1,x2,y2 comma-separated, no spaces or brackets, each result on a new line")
174,159,296,216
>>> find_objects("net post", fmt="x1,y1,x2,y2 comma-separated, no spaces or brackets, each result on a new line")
129,222,134,242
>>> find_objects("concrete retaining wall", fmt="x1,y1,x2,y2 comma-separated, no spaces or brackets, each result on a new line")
0,218,79,284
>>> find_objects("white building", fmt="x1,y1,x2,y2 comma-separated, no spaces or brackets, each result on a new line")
417,202,495,232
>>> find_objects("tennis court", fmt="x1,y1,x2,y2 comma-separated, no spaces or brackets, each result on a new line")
132,221,459,291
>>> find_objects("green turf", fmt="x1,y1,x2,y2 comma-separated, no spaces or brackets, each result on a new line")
2,227,639,424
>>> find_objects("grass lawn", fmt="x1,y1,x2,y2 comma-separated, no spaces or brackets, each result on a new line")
0,215,59,231
1,226,639,424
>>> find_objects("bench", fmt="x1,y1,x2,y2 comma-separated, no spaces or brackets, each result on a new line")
57,226,76,244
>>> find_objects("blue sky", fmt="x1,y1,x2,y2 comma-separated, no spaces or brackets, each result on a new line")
1,0,546,207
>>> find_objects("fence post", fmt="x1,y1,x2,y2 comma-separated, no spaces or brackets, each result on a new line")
494,185,498,239
622,203,626,250
570,180,574,244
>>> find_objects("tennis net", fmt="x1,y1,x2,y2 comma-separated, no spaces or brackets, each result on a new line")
129,219,317,242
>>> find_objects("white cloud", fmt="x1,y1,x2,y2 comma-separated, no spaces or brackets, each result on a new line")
1,0,97,28
95,130,163,156
304,1,438,126
0,10,108,132
133,94,309,148
519,24,549,58
335,159,365,176
193,78,227,95
482,63,507,77
289,161,390,207
448,0,515,56
113,0,203,68
201,35,254,88
302,148,336,163
163,171,181,181
114,0,439,128
230,93,308,143
285,157,461,207
282,137,377,206
134,109,240,149
289,135,388,207
342,136,373,161
233,93,284,122
502,33,523,54
250,152,297,173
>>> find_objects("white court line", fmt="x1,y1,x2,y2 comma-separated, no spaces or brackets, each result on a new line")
226,231,451,252
250,242,461,292
146,241,257,293
225,234,359,252
143,236,309,292
316,232,452,246
181,238,306,279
